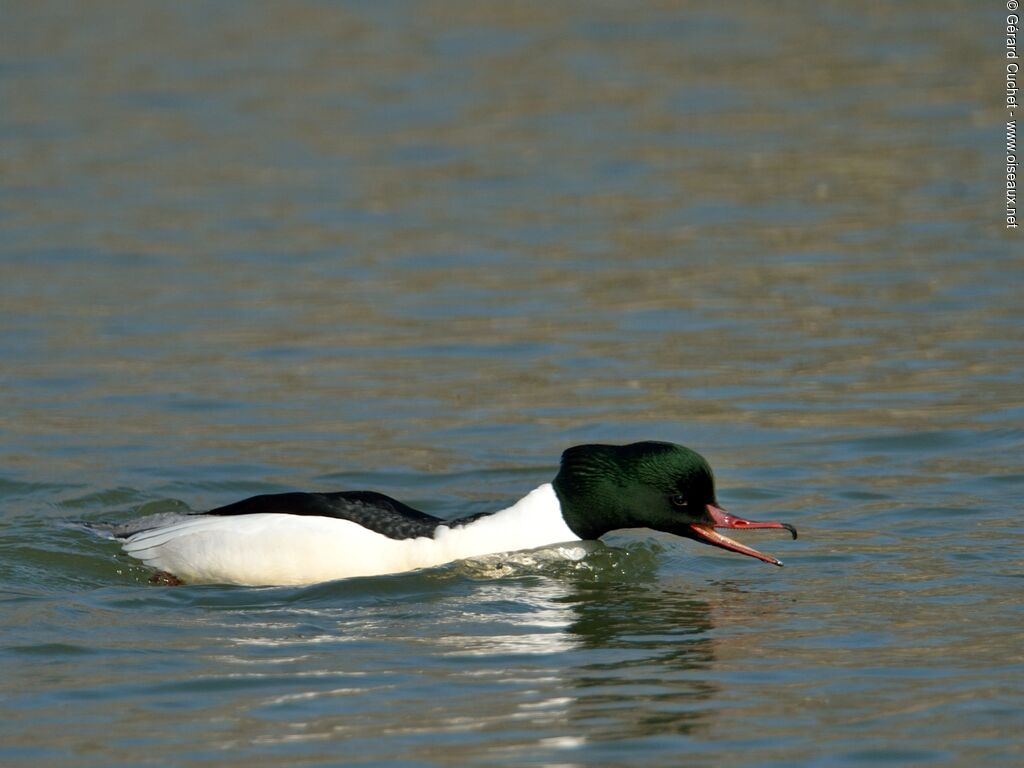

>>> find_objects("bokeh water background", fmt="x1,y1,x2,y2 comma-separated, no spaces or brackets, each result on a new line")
1,2,1021,766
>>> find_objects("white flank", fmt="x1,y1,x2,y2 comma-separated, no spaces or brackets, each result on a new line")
122,483,580,586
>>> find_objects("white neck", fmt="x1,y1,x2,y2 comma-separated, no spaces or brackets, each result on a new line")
431,483,580,559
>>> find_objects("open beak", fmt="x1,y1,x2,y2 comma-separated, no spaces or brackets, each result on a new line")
688,504,798,566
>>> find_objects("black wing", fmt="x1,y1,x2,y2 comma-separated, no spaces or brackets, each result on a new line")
203,491,445,541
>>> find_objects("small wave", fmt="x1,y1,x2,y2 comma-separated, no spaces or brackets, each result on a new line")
452,540,665,582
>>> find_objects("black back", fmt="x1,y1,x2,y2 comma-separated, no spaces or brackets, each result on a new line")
203,491,448,540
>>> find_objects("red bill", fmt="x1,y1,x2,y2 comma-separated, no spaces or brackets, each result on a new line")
688,504,798,566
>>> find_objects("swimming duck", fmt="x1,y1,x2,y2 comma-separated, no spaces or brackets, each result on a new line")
110,441,797,586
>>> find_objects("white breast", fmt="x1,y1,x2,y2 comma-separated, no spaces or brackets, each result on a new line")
122,483,580,586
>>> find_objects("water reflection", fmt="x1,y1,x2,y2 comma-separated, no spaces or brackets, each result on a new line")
165,564,722,755
558,581,718,740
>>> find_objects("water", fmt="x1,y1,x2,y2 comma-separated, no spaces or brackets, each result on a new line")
1,1,1020,765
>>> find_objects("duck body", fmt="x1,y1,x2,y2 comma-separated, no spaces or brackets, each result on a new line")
120,484,576,586
109,441,797,586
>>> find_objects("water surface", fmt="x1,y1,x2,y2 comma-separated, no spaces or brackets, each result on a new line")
1,2,1020,766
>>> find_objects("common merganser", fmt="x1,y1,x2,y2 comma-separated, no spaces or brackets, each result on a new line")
105,441,797,586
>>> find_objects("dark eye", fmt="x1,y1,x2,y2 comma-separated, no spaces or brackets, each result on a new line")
671,494,688,508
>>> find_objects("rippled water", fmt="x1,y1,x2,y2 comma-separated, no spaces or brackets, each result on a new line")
2,2,1020,766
